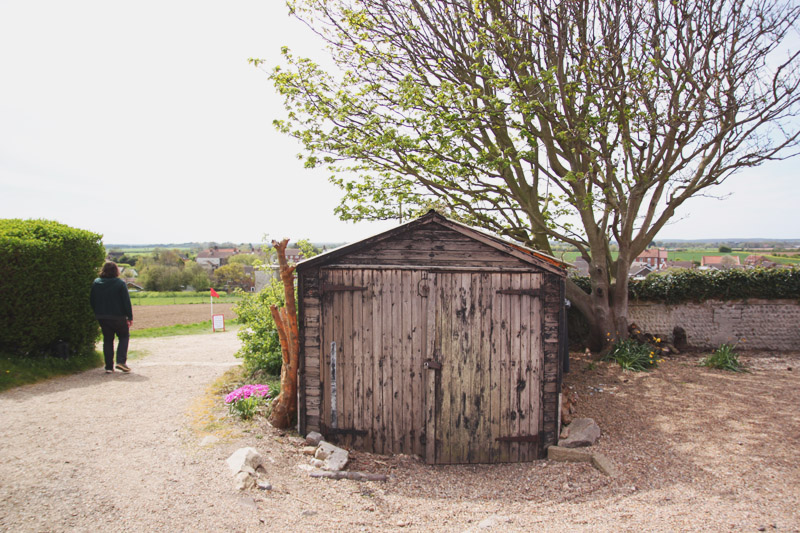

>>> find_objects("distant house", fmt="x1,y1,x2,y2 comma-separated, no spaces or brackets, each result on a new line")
745,255,778,268
636,248,668,269
285,248,304,264
664,260,694,270
702,255,741,266
196,247,240,270
700,255,743,270
629,262,656,279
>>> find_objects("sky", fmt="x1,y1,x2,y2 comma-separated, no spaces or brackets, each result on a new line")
1,1,798,246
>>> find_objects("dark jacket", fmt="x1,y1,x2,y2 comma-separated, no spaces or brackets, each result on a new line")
90,277,133,320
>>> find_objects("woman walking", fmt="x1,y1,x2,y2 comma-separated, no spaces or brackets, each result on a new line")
90,262,133,373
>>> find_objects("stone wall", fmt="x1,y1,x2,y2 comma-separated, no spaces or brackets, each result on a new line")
628,299,800,351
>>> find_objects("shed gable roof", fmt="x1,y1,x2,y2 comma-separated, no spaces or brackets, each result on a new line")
296,210,569,275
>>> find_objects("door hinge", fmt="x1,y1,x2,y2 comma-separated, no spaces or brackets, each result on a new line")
423,359,442,370
496,289,540,296
495,434,540,443
322,284,367,293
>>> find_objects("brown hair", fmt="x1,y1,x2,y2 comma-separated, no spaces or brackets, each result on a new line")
99,261,120,279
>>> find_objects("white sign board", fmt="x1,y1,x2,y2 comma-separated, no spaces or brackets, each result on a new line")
212,314,225,332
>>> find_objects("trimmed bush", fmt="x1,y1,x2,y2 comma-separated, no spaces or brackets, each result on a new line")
0,219,105,357
570,267,800,303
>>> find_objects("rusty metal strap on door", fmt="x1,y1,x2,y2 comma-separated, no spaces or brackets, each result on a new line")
320,423,368,437
495,434,540,443
322,284,367,293
496,289,540,296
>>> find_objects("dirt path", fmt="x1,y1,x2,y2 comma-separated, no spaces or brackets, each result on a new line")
1,335,798,532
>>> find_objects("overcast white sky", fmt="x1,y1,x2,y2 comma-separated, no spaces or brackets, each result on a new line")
1,1,798,245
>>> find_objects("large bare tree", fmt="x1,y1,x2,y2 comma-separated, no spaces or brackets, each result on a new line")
266,0,800,349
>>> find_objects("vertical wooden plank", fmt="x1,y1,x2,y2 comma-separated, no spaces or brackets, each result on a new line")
340,269,353,446
518,272,532,461
388,269,400,453
475,271,491,464
510,273,521,462
411,270,423,457
380,269,393,455
401,269,413,454
489,272,502,462
531,273,543,450
461,273,476,463
361,269,375,453
332,269,344,435
437,273,452,464
372,269,384,454
424,273,437,464
465,272,479,463
499,272,513,463
321,269,332,434
351,269,364,451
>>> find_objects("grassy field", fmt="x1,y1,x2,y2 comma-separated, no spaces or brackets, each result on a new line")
129,291,242,306
129,295,242,305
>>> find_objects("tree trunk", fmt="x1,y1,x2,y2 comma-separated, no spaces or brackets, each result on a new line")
566,260,631,354
267,239,300,429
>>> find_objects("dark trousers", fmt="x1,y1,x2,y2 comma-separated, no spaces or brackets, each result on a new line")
98,318,129,370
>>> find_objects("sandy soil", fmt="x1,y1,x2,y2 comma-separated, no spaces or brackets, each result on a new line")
0,332,798,532
130,303,237,330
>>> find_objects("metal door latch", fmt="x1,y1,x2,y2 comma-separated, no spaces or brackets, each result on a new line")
423,359,441,370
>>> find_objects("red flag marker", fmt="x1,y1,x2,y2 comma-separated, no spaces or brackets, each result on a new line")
210,288,220,298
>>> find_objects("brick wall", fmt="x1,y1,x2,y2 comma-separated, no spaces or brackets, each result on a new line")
628,299,800,351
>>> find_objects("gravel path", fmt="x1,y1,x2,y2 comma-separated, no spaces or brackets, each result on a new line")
1,333,798,532
0,331,254,532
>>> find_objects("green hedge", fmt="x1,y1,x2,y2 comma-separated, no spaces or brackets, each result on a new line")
570,267,800,303
0,219,105,357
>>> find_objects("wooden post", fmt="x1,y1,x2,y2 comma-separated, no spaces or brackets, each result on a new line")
268,238,300,429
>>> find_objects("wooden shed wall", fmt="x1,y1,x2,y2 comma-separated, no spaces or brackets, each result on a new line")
297,221,565,461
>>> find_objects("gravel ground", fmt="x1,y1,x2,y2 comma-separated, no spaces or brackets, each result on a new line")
130,303,237,331
0,332,798,532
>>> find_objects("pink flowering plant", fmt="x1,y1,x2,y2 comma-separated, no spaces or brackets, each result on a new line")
225,384,271,419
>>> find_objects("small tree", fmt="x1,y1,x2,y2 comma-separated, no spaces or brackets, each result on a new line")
267,239,300,429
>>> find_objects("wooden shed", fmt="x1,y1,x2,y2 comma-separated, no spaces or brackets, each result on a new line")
295,211,569,464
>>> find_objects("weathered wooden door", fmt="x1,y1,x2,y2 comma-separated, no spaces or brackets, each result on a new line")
427,272,544,464
320,268,543,464
320,268,430,457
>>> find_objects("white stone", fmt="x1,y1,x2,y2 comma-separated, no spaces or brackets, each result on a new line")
304,431,324,446
226,447,264,476
234,471,256,490
315,442,349,472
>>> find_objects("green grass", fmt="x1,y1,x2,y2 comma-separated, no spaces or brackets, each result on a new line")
554,249,800,266
131,320,240,338
0,349,104,393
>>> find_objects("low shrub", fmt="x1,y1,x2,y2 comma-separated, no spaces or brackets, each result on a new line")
699,343,747,372
604,338,662,371
233,279,285,377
